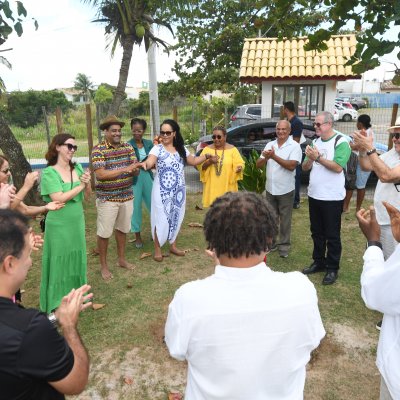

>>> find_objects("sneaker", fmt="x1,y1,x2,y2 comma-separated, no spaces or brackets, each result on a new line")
376,320,382,331
280,254,288,258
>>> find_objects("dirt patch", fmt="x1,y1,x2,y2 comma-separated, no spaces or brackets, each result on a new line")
72,322,380,400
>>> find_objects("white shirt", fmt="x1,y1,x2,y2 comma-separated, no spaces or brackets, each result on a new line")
361,244,400,399
165,262,325,400
261,136,302,195
374,148,400,225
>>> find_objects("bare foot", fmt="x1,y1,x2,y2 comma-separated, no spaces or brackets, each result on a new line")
101,268,113,281
116,260,136,270
170,247,185,256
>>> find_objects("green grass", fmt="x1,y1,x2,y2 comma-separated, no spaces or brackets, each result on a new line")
23,193,381,399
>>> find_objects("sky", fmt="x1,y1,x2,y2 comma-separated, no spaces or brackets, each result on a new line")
1,0,399,92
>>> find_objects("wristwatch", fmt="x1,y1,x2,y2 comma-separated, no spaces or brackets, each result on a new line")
48,312,58,327
366,148,377,156
315,154,321,162
367,241,382,250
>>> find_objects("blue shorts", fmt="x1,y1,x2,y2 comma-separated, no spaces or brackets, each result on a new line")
356,162,371,189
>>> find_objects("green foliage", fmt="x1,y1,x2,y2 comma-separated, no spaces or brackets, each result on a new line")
163,1,324,94
6,90,73,128
73,72,94,102
238,149,266,194
270,0,400,73
94,84,113,105
126,91,149,117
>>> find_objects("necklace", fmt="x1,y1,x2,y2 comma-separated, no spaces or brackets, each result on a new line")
214,147,225,176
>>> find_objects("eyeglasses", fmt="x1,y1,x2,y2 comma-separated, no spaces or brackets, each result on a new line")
0,168,10,174
212,134,223,140
313,122,329,128
132,129,144,133
395,183,400,192
160,131,174,136
62,143,78,152
390,132,400,140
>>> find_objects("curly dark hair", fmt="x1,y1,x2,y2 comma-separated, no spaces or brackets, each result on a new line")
130,118,147,130
204,192,278,258
212,125,227,135
0,209,29,264
161,119,187,164
45,133,76,169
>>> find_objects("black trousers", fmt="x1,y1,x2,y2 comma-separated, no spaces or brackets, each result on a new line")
308,196,343,271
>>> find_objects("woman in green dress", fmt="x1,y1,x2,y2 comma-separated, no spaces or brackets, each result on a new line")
40,133,91,313
127,118,154,248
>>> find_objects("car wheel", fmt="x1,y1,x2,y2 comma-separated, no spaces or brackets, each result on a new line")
342,114,352,122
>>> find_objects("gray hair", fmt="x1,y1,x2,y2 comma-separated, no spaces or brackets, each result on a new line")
276,120,291,130
316,111,334,124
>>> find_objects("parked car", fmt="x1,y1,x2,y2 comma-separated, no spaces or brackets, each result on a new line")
230,104,262,127
193,120,386,186
336,96,367,110
334,103,358,122
335,99,353,109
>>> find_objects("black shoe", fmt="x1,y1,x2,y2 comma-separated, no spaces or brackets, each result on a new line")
322,271,338,285
302,262,326,275
293,203,300,209
376,320,382,331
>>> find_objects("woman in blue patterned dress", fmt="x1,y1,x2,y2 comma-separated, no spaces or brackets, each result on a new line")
139,119,218,261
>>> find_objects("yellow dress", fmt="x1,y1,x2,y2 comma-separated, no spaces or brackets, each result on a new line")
198,146,244,207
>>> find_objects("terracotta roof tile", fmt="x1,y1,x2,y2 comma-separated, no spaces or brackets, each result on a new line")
240,34,360,82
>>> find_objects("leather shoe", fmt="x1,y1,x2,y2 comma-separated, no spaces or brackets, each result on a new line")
302,262,326,275
322,271,338,285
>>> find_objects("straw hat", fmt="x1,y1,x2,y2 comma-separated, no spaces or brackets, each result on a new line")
99,115,125,130
388,116,400,132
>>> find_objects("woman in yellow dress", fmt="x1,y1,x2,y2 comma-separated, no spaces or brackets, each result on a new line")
198,126,244,207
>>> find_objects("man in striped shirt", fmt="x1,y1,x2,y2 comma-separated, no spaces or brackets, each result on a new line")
91,115,139,281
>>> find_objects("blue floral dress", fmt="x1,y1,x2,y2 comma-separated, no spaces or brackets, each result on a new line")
149,144,190,246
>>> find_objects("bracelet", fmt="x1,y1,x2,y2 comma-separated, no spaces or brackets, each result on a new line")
47,312,58,327
315,154,321,162
366,148,377,156
367,241,382,250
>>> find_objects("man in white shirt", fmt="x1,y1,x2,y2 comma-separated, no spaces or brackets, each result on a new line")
256,120,302,258
354,118,400,259
302,111,351,285
165,191,325,400
356,202,400,400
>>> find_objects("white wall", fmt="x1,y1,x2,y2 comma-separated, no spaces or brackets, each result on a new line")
261,79,339,118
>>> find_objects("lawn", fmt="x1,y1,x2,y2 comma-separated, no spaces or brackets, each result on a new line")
23,193,381,400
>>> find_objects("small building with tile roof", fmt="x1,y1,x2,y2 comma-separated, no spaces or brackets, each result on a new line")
380,80,400,93
239,34,360,119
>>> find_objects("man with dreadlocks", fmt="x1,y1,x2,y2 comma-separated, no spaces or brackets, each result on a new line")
165,191,325,400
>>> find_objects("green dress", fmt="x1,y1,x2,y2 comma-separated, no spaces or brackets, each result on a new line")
40,163,87,313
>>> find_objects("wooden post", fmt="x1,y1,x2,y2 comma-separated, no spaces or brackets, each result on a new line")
42,106,51,146
388,103,398,151
173,105,178,122
85,104,95,190
95,104,102,143
55,107,63,134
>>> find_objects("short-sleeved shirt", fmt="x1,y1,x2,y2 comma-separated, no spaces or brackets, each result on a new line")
91,141,137,202
260,137,302,195
289,115,303,139
0,297,74,400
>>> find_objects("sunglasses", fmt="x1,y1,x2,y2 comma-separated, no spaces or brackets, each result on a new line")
313,122,329,128
212,134,223,140
0,168,10,174
160,131,174,136
62,143,78,152
390,132,400,140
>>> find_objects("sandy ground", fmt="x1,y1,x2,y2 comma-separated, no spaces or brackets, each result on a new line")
71,321,380,400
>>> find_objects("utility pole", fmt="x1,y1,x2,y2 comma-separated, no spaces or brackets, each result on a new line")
148,28,160,140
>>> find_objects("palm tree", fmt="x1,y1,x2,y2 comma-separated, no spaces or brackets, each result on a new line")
73,72,94,102
82,0,192,115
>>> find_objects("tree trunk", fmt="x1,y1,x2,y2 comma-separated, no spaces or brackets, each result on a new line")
109,35,135,116
0,114,42,205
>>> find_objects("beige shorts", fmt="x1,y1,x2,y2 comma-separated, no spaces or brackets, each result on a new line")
96,199,133,238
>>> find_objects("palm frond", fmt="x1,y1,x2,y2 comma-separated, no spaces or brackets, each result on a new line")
0,56,12,69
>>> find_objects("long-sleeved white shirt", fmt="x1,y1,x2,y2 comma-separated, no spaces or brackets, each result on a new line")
361,244,400,399
165,262,325,400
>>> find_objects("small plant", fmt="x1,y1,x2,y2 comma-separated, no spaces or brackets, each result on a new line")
238,149,266,194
